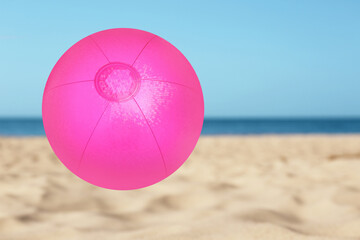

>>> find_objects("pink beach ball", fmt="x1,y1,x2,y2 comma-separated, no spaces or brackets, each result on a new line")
42,28,204,190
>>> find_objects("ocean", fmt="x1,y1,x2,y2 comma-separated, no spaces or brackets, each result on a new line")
2,118,360,136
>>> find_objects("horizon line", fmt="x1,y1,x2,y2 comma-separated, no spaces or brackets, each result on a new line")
3,117,360,121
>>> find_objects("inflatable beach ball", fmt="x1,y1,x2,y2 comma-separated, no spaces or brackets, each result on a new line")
42,28,204,190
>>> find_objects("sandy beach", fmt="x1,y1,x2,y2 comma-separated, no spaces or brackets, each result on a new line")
0,135,360,240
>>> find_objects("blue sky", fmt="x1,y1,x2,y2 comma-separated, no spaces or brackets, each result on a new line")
0,0,359,118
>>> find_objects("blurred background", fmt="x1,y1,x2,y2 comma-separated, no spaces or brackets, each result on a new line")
1,1,360,240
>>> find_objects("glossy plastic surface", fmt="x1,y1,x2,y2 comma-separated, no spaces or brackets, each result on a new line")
42,28,204,190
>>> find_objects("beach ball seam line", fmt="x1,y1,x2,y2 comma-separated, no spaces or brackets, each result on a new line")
141,78,195,91
77,102,110,170
132,97,168,174
89,35,111,63
131,36,157,67
43,80,94,97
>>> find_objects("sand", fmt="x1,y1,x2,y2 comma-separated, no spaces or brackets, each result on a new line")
0,136,360,240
